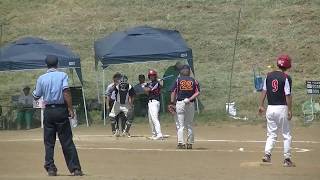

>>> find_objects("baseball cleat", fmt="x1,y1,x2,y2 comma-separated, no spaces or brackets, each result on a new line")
122,131,131,138
47,169,57,176
177,143,186,149
283,158,295,167
262,154,271,163
113,129,120,137
186,144,193,149
151,136,163,140
73,169,83,176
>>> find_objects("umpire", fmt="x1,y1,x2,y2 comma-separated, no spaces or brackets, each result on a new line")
32,55,83,176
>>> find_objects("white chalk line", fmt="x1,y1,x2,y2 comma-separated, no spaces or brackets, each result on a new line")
0,134,319,144
75,146,310,153
197,139,320,144
0,135,312,153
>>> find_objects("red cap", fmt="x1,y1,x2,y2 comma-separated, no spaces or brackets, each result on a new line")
277,54,292,69
148,69,157,78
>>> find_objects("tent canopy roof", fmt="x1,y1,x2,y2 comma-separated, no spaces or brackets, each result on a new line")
0,37,83,84
94,26,193,69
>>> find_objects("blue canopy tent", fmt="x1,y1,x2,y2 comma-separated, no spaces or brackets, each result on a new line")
94,26,197,125
0,37,89,126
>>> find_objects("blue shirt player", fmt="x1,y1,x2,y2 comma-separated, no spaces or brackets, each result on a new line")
33,55,83,176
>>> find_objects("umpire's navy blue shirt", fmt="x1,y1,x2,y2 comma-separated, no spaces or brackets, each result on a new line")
32,68,69,105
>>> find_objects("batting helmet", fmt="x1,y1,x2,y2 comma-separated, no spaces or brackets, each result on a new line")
148,69,158,78
277,54,292,69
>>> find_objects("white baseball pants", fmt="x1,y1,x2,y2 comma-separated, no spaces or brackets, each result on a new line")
265,105,292,159
175,101,195,144
148,100,162,137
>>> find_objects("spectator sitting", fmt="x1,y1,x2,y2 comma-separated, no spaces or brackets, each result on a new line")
16,86,34,130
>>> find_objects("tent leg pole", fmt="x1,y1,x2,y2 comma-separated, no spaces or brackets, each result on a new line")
41,108,44,128
311,95,314,122
103,69,106,126
191,62,200,115
82,88,89,127
96,68,101,103
196,98,200,114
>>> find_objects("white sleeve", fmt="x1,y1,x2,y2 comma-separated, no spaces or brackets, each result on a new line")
105,84,113,96
284,78,291,95
262,78,267,91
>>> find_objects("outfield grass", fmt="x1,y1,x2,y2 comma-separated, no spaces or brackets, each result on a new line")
0,0,319,122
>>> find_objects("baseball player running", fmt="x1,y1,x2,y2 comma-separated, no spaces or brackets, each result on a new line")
109,75,135,137
169,65,200,149
258,54,295,167
144,69,163,140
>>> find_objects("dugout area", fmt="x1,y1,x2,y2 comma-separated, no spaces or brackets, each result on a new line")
0,37,89,128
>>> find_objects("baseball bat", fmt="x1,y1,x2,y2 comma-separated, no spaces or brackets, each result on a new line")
159,74,174,81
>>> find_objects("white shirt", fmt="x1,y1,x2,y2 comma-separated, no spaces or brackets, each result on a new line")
105,83,116,100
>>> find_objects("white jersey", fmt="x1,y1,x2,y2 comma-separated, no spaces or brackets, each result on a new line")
105,83,116,100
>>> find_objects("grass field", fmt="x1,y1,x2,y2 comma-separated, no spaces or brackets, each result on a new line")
0,0,320,122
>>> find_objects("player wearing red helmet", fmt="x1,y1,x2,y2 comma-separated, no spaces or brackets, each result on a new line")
144,69,163,140
258,54,295,167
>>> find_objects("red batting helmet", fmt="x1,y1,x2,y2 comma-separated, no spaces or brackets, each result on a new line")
277,54,292,69
148,69,157,78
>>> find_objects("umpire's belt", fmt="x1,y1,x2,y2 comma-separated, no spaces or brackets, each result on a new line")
45,104,66,108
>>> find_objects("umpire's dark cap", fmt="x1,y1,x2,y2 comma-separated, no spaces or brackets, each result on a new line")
45,55,58,67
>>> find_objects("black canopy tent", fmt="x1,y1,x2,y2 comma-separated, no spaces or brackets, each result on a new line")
94,26,198,125
0,37,89,126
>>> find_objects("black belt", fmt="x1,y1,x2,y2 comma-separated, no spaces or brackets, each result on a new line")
45,104,66,108
149,99,159,102
177,99,195,102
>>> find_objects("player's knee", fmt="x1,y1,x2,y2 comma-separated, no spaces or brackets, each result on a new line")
267,132,278,139
126,118,133,124
110,117,116,123
283,133,292,141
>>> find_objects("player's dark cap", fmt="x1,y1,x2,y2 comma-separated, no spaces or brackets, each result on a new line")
45,55,58,67
180,65,191,76
23,86,30,90
181,64,191,70
113,72,122,79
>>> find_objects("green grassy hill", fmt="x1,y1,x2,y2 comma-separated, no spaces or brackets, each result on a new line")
1,0,319,122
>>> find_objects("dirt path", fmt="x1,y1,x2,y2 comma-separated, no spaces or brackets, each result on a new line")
0,123,319,180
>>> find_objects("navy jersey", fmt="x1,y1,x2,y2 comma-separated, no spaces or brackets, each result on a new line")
171,76,200,102
146,81,161,101
114,84,135,104
263,71,292,105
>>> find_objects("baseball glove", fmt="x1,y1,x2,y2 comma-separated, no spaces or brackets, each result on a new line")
167,104,176,115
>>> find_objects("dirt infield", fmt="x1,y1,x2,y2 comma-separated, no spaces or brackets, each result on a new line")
0,122,320,180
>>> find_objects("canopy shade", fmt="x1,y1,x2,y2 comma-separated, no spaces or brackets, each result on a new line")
94,26,194,72
0,37,83,84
